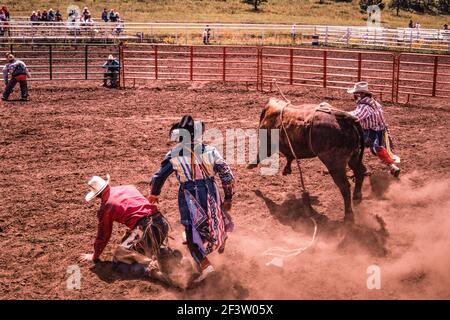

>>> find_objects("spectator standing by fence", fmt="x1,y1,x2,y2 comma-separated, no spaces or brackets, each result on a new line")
444,24,449,31
36,11,42,24
30,11,38,23
2,53,31,102
0,9,6,36
68,9,77,22
48,9,55,21
203,25,211,45
41,10,48,22
408,19,414,28
109,9,118,23
102,8,108,22
55,10,62,22
82,7,90,21
291,24,297,43
1,6,9,20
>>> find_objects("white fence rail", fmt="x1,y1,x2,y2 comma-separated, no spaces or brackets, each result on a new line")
1,21,449,53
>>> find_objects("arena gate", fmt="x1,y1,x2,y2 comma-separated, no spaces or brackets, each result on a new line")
1,43,449,104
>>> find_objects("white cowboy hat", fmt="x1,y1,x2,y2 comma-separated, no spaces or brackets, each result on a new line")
347,81,371,94
108,54,115,60
85,174,110,202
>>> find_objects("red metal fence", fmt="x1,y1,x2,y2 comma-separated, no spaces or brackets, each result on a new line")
396,53,450,103
0,43,118,81
1,43,449,104
259,47,396,101
122,44,258,85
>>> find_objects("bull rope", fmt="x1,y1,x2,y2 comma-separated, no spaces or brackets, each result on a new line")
263,80,317,267
274,79,308,195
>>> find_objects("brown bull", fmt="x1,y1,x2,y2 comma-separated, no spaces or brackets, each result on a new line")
248,98,366,223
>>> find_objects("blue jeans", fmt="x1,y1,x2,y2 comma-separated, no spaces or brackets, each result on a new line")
3,78,28,99
363,129,385,151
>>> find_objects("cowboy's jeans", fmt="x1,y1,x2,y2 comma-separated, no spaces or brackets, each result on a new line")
112,214,168,270
3,78,28,99
103,71,118,87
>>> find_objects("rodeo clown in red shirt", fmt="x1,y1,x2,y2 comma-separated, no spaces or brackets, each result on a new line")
79,174,173,285
347,82,401,177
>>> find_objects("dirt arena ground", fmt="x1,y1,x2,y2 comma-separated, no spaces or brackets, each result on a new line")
0,80,449,299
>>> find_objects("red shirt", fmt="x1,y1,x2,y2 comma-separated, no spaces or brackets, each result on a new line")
93,185,158,260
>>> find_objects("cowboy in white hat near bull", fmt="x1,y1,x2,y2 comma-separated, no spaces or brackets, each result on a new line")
347,82,401,177
80,174,172,284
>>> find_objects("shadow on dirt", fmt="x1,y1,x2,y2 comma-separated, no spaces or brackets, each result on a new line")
175,265,250,300
254,189,389,257
90,261,152,283
369,172,395,199
90,256,250,297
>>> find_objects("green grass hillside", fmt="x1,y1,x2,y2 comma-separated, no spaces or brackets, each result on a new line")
5,0,449,29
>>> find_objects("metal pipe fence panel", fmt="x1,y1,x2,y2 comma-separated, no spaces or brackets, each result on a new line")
122,44,258,85
261,47,396,101
397,53,450,102
1,21,450,53
0,43,119,81
0,42,448,103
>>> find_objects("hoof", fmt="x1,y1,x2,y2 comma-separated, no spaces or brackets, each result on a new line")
353,193,362,203
343,214,355,224
282,168,292,176
247,163,258,169
363,170,373,177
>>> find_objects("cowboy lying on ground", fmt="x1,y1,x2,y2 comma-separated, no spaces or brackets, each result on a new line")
347,81,401,177
102,54,120,88
80,174,173,285
2,53,31,101
149,115,235,284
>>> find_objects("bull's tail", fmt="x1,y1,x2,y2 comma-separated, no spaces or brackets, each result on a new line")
258,105,269,130
354,120,365,164
248,105,270,169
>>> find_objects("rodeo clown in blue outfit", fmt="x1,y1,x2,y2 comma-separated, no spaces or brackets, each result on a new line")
149,115,235,284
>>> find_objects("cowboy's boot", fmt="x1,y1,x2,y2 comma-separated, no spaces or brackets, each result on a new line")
376,148,400,177
192,258,215,284
389,164,401,178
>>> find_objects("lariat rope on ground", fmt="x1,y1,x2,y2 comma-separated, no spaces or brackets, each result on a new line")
262,80,317,267
263,217,317,259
